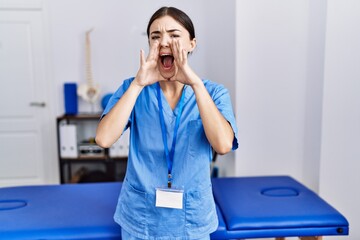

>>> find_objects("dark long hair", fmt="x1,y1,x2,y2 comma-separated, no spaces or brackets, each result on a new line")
146,7,195,40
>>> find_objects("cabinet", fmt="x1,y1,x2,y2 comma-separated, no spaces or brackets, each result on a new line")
56,114,128,183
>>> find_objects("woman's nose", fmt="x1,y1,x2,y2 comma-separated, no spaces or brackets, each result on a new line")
160,35,171,47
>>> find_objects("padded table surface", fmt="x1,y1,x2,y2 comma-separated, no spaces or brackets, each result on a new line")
211,176,349,239
0,176,349,239
0,182,122,239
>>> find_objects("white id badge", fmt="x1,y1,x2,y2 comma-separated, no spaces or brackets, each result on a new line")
155,187,184,209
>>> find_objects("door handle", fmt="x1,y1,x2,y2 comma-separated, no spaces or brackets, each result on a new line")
29,102,46,107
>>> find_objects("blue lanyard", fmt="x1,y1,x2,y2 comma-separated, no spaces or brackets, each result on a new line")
156,82,186,188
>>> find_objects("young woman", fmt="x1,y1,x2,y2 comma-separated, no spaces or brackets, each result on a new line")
96,6,238,240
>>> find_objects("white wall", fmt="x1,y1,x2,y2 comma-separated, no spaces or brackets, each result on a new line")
235,0,324,191
204,0,237,176
320,0,360,238
302,0,327,193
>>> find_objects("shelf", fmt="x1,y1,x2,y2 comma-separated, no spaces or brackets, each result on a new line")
57,114,128,184
61,156,107,161
60,156,127,162
110,157,128,161
57,113,102,121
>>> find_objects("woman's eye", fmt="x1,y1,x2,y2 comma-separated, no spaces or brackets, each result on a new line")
171,35,180,38
151,36,160,40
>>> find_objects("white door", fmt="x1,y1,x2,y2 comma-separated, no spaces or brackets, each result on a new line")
0,9,57,187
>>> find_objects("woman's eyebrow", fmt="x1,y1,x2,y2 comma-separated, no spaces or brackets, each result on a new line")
150,29,181,35
167,29,181,33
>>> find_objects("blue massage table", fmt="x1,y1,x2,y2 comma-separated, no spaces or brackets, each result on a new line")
0,176,349,240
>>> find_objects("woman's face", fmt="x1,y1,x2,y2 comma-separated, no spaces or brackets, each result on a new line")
149,15,196,79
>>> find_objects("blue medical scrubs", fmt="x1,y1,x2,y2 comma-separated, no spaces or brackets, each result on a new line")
102,77,238,239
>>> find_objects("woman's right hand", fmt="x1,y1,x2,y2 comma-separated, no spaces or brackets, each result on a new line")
133,41,164,87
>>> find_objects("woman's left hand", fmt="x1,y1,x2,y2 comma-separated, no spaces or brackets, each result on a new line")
169,39,202,87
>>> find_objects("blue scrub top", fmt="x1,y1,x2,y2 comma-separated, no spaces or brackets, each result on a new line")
102,77,238,239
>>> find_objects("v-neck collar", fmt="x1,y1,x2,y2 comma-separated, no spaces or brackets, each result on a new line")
157,84,188,118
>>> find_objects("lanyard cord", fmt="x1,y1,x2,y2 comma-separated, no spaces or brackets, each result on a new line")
157,82,185,188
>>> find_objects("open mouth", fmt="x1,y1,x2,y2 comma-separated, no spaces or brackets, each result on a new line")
160,54,174,69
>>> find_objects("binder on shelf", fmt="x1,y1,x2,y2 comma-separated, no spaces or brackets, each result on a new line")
64,83,78,115
59,124,78,158
109,130,129,157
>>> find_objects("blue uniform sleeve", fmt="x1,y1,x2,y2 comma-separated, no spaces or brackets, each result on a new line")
100,77,135,131
210,83,239,151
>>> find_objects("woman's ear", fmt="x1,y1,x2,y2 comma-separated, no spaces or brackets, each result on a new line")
189,38,197,53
